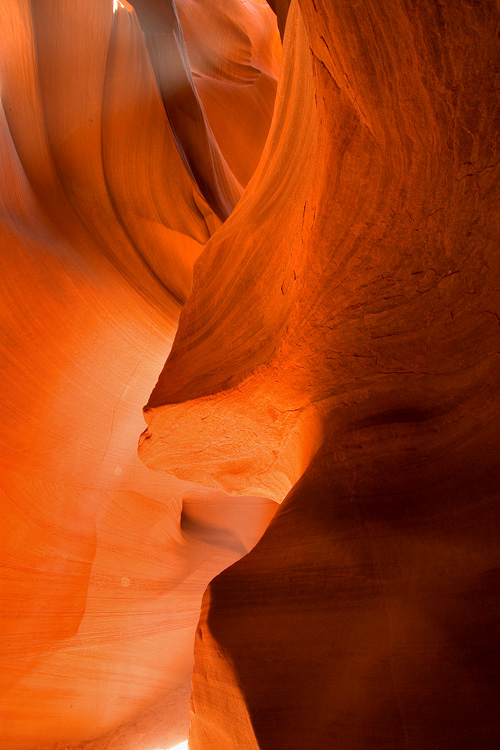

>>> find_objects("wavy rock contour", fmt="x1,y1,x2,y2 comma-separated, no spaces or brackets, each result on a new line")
140,0,500,747
0,1,279,747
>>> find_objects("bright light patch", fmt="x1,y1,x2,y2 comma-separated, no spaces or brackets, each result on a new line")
152,743,188,750
113,0,124,12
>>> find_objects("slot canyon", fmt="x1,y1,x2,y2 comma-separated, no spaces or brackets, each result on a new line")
0,0,499,748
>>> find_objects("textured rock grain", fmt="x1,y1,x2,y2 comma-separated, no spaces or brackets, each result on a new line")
141,0,500,747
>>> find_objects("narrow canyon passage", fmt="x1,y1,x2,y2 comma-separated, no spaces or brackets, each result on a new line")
1,1,499,749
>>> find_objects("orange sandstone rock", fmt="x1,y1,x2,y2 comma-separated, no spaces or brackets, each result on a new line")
140,0,500,747
0,1,278,747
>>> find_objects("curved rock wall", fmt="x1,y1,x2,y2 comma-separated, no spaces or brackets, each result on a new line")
0,1,279,747
1,0,498,747
141,0,500,747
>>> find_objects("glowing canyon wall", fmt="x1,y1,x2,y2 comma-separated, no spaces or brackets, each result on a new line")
1,0,499,749
0,1,279,747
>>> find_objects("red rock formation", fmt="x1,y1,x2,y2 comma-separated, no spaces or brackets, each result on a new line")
0,1,279,747
2,0,499,747
176,0,281,188
140,0,500,747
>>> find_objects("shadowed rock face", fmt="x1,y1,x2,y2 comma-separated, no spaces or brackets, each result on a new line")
265,0,290,39
0,1,279,748
140,0,500,747
129,0,242,221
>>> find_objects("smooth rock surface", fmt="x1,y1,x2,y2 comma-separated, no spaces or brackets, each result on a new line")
140,0,500,747
2,0,499,747
0,1,278,747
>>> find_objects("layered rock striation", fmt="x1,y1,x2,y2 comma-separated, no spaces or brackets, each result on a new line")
140,0,500,747
1,0,499,747
0,1,279,747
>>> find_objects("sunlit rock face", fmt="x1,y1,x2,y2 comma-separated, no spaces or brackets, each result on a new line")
0,1,279,748
140,0,500,748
